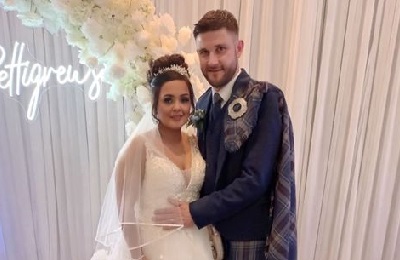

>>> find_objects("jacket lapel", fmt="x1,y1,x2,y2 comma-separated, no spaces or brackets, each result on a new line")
214,70,250,184
196,88,212,158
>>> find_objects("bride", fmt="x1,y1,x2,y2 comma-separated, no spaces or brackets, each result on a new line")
91,54,214,260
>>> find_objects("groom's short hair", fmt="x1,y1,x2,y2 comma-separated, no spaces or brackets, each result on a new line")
193,9,239,38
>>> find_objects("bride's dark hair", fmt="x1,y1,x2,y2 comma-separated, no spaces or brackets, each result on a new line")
147,54,195,120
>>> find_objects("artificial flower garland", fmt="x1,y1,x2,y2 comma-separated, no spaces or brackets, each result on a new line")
1,0,205,133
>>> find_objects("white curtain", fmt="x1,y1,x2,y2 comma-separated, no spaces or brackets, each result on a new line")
0,11,126,259
0,0,399,259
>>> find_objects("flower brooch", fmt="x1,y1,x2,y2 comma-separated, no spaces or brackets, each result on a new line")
187,109,205,131
227,97,248,120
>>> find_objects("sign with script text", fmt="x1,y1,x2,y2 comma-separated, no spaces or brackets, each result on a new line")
0,42,104,120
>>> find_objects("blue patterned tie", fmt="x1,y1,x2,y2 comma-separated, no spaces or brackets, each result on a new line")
211,93,223,121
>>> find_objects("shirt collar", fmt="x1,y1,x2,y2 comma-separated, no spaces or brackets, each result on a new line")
212,68,241,106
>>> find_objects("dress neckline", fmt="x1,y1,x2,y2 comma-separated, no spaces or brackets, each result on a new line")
172,138,194,188
163,133,194,172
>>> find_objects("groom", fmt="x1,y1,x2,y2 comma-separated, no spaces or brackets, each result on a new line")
154,10,297,260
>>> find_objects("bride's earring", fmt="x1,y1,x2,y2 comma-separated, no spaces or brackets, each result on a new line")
152,112,159,124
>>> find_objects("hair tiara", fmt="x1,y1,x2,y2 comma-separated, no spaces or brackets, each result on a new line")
154,64,190,78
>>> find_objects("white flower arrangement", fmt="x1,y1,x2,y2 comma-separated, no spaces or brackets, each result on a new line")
1,0,205,134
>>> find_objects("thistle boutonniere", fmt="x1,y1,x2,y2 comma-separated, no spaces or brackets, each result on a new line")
227,97,248,120
187,109,206,131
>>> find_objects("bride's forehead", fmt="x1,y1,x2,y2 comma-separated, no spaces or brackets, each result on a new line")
159,80,190,95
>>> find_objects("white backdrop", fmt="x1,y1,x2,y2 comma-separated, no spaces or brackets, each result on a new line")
1,0,399,259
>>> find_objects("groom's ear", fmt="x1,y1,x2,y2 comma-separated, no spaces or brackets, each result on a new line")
236,40,244,58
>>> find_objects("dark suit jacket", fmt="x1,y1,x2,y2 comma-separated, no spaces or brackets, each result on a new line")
190,70,283,241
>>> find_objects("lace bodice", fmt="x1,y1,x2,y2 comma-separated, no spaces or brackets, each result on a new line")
139,136,206,220
91,130,213,260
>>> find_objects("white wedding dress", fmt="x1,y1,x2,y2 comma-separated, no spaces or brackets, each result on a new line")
137,135,214,260
91,131,214,260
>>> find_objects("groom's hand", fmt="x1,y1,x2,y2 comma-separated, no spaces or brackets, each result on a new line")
152,198,194,230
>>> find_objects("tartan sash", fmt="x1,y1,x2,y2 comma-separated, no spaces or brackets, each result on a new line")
265,92,297,260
